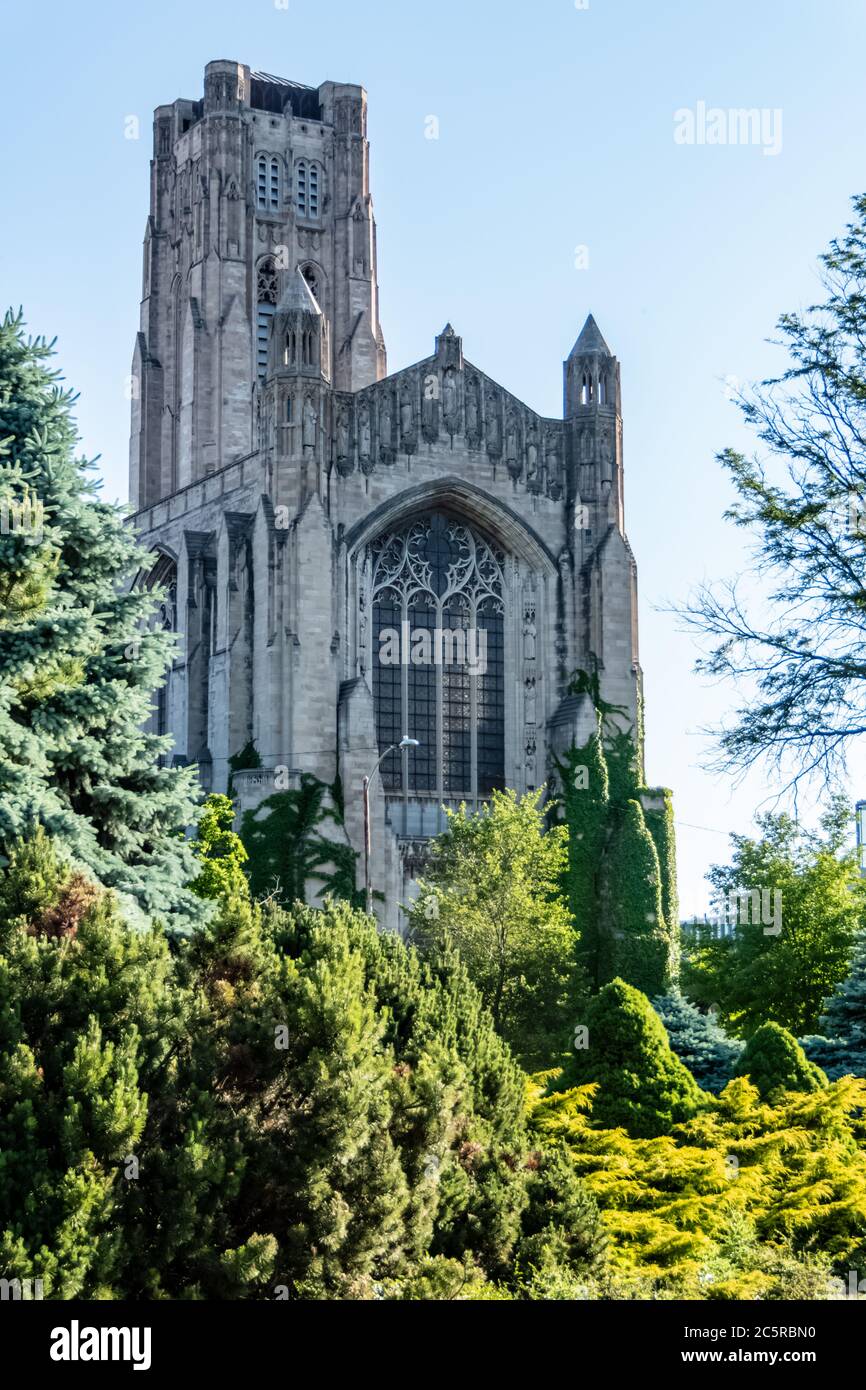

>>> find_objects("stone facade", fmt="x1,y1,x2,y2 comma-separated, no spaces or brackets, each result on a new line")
129,60,643,931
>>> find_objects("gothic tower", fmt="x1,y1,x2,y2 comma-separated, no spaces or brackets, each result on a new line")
129,61,644,931
129,61,386,513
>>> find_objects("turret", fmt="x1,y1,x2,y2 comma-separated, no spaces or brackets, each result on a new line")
564,314,623,533
267,269,330,384
564,313,621,417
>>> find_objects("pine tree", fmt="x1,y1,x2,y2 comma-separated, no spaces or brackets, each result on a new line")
819,930,866,1056
653,988,742,1093
0,311,202,928
734,1022,827,1100
564,977,705,1138
267,898,531,1280
517,1143,607,1277
0,832,172,1297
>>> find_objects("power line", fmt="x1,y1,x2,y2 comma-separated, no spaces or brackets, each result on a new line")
675,819,732,837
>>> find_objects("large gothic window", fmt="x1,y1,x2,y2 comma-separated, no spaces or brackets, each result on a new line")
369,512,505,801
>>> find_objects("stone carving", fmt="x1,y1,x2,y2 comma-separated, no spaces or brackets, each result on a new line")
524,674,537,724
399,376,416,450
524,728,537,780
352,204,367,274
336,402,353,476
442,365,460,434
421,370,439,444
358,399,373,473
302,394,317,449
485,388,502,459
545,429,563,500
378,388,394,462
525,421,540,493
465,373,481,445
523,605,537,660
505,405,521,480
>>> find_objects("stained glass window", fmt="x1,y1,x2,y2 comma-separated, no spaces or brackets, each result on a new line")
368,512,505,801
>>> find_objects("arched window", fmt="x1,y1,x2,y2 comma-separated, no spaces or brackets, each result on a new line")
256,154,281,211
256,256,279,382
295,160,321,219
368,512,505,802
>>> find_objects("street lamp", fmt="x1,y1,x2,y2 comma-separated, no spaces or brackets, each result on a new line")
364,735,420,917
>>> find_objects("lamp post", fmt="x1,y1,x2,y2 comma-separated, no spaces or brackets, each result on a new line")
364,735,419,917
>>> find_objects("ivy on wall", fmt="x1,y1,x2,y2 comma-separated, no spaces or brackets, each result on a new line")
558,716,609,982
227,739,261,794
603,798,672,996
642,788,680,978
239,773,361,909
556,669,679,996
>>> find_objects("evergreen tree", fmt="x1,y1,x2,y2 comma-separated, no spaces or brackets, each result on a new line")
734,1022,827,1100
516,1143,607,1282
0,832,174,1297
124,891,535,1297
799,932,866,1080
274,898,530,1277
820,929,866,1054
0,310,202,927
530,1070,866,1298
653,988,742,1093
563,977,705,1138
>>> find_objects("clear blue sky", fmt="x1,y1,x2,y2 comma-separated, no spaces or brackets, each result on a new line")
3,0,865,913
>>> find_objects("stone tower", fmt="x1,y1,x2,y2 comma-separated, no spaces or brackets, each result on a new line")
129,61,643,930
129,60,385,512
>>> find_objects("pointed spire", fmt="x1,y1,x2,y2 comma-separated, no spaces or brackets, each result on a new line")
569,313,611,358
276,268,323,316
435,323,463,369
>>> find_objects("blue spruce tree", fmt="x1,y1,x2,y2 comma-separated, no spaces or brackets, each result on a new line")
0,310,203,927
